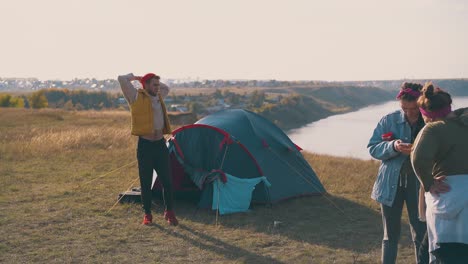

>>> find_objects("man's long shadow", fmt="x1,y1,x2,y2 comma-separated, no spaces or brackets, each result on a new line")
151,221,285,264
164,193,409,254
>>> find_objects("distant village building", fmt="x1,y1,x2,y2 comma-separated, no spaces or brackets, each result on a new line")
168,112,197,125
117,97,127,104
205,105,224,113
169,104,188,112
217,99,230,108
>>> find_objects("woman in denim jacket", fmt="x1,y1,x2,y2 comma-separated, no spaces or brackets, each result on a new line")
368,82,428,264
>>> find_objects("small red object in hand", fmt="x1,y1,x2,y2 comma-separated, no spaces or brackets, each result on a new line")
381,132,394,141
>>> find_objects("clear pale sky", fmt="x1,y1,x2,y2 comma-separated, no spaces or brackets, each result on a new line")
1,0,467,81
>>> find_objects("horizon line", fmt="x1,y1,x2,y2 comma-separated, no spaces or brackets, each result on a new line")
1,76,467,83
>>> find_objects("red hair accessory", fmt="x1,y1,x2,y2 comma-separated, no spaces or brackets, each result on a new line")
419,105,452,119
140,73,159,89
396,88,421,99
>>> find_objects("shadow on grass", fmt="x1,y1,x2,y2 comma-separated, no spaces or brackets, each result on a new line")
150,221,285,264
161,193,387,254
252,194,384,253
151,191,416,255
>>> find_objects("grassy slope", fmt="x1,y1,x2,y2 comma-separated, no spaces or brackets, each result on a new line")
0,108,418,264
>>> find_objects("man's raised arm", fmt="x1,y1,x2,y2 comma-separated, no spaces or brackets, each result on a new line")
118,73,140,104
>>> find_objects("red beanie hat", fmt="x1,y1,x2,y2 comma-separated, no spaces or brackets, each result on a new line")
140,73,160,89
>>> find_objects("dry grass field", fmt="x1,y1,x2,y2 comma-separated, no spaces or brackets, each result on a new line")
0,108,418,263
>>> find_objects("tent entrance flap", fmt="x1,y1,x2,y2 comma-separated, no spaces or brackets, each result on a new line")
212,174,271,215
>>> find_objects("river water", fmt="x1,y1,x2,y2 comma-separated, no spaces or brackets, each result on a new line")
288,97,468,160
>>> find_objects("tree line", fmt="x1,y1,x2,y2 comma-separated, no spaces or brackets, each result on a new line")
0,89,120,110
0,86,395,130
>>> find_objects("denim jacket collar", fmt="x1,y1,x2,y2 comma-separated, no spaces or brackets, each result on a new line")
397,110,406,125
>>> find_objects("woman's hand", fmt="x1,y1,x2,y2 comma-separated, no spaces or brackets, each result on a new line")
394,139,412,155
429,175,451,196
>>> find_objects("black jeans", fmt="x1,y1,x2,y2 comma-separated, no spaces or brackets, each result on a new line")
418,232,431,264
137,137,173,214
432,243,468,264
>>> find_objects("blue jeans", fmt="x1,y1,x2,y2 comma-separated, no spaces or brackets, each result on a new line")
381,172,428,264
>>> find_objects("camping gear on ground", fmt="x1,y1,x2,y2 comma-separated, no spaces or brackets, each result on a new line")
118,187,142,203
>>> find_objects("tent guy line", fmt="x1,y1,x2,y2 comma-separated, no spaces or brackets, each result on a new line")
267,147,351,221
81,160,137,186
106,176,139,214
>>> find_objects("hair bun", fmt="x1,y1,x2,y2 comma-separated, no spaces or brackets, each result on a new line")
400,82,408,90
401,82,422,91
423,82,435,97
411,83,422,91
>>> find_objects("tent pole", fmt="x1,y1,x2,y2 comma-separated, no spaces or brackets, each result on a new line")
264,181,272,207
215,179,220,227
214,143,230,226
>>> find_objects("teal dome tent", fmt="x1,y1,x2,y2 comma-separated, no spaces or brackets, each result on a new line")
157,109,325,214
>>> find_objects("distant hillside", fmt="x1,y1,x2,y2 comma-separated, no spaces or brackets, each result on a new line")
256,86,393,131
291,86,394,109
347,79,468,96
256,95,333,130
434,79,468,96
257,80,467,131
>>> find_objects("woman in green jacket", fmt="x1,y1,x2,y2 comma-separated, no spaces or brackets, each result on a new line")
411,82,468,263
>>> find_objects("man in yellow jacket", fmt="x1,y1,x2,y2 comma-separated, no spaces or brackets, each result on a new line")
118,72,178,226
